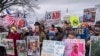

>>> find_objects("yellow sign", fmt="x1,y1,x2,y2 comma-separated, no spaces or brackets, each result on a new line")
70,16,81,27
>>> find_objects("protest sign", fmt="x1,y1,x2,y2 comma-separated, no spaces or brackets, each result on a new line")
16,40,27,56
0,32,8,45
64,39,85,56
95,4,100,22
83,8,96,23
90,36,100,56
3,39,14,55
18,20,26,28
41,40,65,56
27,36,40,56
72,27,88,39
45,11,61,25
70,16,81,27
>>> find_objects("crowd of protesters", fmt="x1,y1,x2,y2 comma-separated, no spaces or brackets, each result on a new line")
0,21,100,56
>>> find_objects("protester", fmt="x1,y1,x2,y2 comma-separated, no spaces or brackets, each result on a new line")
44,28,49,40
8,26,20,56
20,27,29,40
0,17,99,56
50,24,55,31
28,26,33,36
85,24,100,56
63,21,72,37
33,24,46,42
67,31,77,39
54,27,63,41
33,23,46,54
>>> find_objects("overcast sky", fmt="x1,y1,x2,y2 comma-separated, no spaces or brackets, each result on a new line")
34,0,100,19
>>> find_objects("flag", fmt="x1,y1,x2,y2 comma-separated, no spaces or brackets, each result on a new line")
45,12,52,19
23,14,28,26
6,9,11,15
15,11,20,18
15,12,26,28
4,15,15,26
4,9,15,26
15,12,22,27
23,13,26,19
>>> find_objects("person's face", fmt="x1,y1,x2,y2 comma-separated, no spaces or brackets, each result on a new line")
55,28,58,33
28,27,32,31
88,11,91,14
35,26,40,32
63,24,67,29
30,42,33,50
19,45,25,52
10,29,14,33
73,45,78,52
22,29,26,32
44,29,48,33
68,34,75,39
30,42,37,51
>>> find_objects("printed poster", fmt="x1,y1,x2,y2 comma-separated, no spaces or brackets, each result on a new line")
83,8,96,23
41,40,65,56
90,36,100,56
3,39,14,55
70,16,81,27
27,36,40,56
16,40,27,56
0,32,8,45
95,4,100,22
64,39,85,56
45,11,61,25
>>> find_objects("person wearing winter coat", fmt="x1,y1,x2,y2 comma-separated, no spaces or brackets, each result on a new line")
8,27,20,56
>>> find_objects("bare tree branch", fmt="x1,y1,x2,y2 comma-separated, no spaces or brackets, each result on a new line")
0,0,24,12
0,0,39,17
2,0,8,5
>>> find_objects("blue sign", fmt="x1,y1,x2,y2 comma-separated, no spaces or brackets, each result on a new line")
72,27,88,39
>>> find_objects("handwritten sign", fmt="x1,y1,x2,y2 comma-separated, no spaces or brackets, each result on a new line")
41,40,65,56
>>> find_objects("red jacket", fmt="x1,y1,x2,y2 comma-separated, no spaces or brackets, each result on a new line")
8,32,20,56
